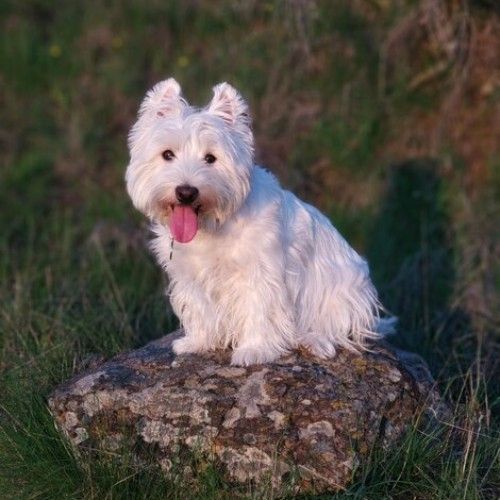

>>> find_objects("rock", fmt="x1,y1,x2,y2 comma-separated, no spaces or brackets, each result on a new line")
48,331,448,495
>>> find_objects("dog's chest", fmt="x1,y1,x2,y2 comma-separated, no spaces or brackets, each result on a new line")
171,230,248,291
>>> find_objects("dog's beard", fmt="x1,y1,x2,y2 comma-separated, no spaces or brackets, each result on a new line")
153,190,229,241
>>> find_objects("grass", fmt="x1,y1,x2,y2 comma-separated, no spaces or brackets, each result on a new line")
0,0,499,498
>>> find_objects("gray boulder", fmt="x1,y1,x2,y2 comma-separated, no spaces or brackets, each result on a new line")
48,331,448,495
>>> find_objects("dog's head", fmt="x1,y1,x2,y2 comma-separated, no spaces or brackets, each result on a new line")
126,78,254,243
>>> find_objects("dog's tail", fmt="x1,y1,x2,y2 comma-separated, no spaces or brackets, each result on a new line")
376,315,398,336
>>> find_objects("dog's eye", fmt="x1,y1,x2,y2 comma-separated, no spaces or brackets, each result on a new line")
162,150,175,161
204,153,216,164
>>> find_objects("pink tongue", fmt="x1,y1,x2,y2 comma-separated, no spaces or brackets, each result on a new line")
170,205,198,243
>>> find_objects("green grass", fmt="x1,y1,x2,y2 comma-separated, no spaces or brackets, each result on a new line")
1,0,499,498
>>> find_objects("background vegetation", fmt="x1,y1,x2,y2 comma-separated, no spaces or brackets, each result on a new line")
0,0,498,498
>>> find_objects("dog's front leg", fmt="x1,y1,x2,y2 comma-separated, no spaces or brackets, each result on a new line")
229,261,296,366
170,282,218,355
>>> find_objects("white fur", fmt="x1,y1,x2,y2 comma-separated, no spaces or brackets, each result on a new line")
126,78,395,366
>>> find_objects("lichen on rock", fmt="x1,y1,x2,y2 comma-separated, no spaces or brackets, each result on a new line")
48,330,448,495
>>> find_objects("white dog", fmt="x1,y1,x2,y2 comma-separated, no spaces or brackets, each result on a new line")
126,78,394,366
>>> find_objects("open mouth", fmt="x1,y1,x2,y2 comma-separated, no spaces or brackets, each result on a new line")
169,204,200,243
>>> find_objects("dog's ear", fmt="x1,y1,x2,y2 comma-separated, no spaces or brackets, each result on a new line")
138,77,186,119
208,83,251,130
128,78,186,152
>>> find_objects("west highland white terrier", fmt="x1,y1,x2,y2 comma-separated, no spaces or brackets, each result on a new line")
126,78,395,366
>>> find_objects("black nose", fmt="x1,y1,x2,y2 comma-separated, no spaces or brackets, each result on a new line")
175,184,199,204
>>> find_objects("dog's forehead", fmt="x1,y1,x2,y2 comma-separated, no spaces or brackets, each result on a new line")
183,110,226,132
153,111,227,144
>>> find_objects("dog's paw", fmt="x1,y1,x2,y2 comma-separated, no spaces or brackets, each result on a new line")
300,335,337,359
172,336,205,355
230,346,281,366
